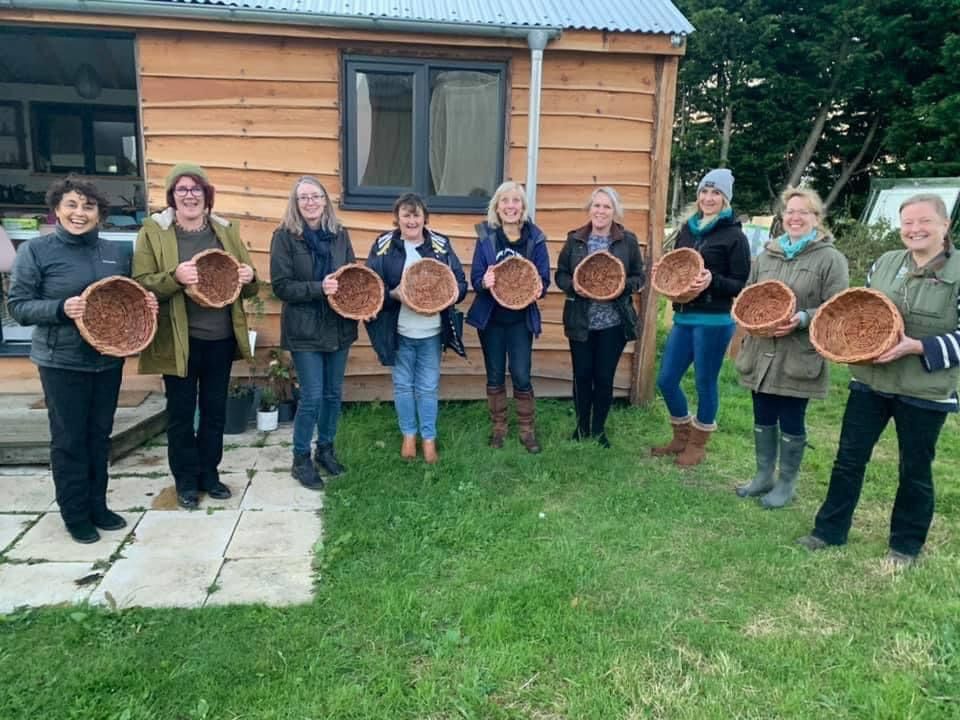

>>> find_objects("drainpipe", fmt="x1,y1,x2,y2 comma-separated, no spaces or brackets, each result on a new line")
524,29,550,221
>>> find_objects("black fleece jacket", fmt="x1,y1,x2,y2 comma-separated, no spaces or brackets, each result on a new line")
673,214,750,315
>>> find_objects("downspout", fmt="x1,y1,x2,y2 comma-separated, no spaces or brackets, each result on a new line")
524,30,551,221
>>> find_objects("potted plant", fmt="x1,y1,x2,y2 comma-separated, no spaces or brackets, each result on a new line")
267,349,298,423
257,386,279,432
225,376,255,434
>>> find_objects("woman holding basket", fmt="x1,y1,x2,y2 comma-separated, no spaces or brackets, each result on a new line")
734,187,849,508
798,194,959,565
467,181,551,453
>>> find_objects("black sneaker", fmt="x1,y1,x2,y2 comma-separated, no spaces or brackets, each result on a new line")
293,452,324,490
65,520,100,544
205,481,233,500
314,443,345,476
177,491,200,510
594,432,611,449
91,508,127,531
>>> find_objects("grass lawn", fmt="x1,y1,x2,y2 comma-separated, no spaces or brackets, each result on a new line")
1,353,959,718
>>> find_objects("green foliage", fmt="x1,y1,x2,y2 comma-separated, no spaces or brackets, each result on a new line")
266,349,295,404
257,386,277,412
831,219,902,285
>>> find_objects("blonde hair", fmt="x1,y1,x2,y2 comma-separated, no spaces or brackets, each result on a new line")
586,186,625,223
780,186,829,235
680,194,731,224
280,176,340,235
486,181,529,228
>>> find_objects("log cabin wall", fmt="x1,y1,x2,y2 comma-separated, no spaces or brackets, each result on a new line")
135,28,668,402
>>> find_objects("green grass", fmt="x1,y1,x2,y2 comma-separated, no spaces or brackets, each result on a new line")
1,357,959,718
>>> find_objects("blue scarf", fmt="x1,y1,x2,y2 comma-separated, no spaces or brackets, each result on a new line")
778,229,817,261
687,207,733,243
302,226,336,281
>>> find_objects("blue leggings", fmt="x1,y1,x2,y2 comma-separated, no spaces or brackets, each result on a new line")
656,322,735,426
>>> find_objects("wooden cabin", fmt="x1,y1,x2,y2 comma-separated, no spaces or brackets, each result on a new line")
0,0,692,404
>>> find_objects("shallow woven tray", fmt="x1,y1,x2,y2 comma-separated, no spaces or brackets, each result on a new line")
400,257,459,315
732,280,797,337
326,263,385,321
810,287,904,364
490,256,543,310
185,248,241,308
572,250,626,301
651,247,705,303
76,276,157,357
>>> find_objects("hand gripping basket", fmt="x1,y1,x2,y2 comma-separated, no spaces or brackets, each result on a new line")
185,248,242,308
651,247,704,303
326,263,385,321
490,256,543,310
400,257,459,315
732,280,797,337
810,287,904,363
572,250,626,301
76,276,157,357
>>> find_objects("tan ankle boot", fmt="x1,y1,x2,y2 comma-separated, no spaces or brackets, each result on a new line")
401,434,417,460
675,423,714,467
422,439,438,464
650,418,691,456
486,386,508,448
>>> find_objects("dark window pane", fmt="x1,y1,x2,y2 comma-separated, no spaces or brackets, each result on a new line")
428,70,500,198
93,118,137,175
45,113,84,171
356,71,413,187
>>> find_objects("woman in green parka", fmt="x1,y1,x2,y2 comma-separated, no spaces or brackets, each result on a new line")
734,187,849,508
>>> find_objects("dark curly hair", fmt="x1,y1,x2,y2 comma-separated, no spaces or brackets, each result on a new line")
45,174,110,217
166,172,215,211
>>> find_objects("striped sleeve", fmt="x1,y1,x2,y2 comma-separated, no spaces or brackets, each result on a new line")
920,286,960,372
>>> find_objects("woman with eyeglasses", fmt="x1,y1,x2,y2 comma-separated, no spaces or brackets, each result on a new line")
270,176,357,489
734,187,848,508
133,163,259,510
798,194,959,566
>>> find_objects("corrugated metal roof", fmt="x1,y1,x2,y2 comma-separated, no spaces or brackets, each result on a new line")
162,0,694,35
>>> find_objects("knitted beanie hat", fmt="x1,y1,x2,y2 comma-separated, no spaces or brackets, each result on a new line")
697,168,734,203
164,163,210,192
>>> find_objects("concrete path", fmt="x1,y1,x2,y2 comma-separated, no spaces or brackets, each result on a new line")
0,425,324,612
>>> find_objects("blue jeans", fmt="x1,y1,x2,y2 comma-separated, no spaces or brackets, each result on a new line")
291,348,350,455
479,321,533,391
656,322,735,426
392,333,442,439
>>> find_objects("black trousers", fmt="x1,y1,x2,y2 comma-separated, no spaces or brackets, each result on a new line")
569,325,627,435
813,387,948,556
752,391,809,436
38,365,123,525
163,336,235,493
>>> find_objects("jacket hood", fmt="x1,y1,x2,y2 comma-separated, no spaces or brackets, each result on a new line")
149,207,231,231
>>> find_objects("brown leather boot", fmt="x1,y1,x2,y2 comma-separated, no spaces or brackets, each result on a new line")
401,434,417,460
675,423,713,467
650,418,692,456
486,385,508,448
422,439,439,464
514,389,541,454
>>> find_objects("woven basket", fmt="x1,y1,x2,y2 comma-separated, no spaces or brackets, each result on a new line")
400,258,459,315
572,250,626,301
490,256,543,310
326,263,385,321
184,248,242,308
732,280,797,337
76,276,157,357
810,288,904,364
651,247,704,303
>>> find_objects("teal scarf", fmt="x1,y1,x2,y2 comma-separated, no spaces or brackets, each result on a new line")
779,229,817,260
687,207,733,238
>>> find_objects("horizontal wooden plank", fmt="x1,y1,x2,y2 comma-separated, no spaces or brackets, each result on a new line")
510,88,655,120
146,164,340,198
511,114,653,152
144,136,340,174
513,54,656,94
509,147,651,184
549,30,686,56
140,75,339,106
534,183,650,207
142,107,340,139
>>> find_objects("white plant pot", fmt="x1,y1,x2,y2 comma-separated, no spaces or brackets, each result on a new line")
256,409,278,432
248,330,258,355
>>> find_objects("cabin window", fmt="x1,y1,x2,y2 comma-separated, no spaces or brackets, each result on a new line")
343,56,506,212
32,103,139,176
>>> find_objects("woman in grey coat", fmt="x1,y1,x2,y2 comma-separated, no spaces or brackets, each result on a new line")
734,187,849,507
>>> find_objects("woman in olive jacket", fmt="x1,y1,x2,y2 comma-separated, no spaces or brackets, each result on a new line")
734,187,849,508
555,186,645,447
270,176,358,490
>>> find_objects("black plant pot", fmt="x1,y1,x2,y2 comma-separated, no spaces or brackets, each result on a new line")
277,400,297,424
225,394,253,434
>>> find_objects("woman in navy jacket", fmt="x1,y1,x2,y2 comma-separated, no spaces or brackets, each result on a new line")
467,181,551,453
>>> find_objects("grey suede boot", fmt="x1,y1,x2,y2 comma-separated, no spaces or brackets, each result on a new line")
761,432,805,508
736,425,778,497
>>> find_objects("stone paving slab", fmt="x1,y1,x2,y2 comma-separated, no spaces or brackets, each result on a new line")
219,446,262,474
255,444,294,472
91,556,223,609
125,510,241,560
241,471,324,511
0,513,37,552
206,556,314,607
0,465,50,477
0,474,55,512
105,474,172,511
6,512,143,563
110,446,169,474
0,562,96,614
198,479,250,511
226,510,321,559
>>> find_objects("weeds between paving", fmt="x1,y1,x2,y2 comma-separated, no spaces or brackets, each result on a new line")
0,358,958,719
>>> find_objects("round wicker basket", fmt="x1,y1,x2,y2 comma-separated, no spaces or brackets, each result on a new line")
572,250,626,301
76,276,157,357
651,247,704,303
490,256,543,310
732,280,798,337
810,287,904,364
400,258,459,315
184,248,242,308
326,263,385,321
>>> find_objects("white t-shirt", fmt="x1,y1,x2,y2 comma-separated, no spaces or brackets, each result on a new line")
398,240,443,339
